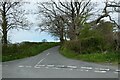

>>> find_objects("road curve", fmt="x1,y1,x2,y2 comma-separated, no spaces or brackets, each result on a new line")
2,46,118,78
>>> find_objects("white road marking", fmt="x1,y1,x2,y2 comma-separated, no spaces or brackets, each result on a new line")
99,68,110,71
67,66,77,69
18,65,24,68
81,67,92,70
34,53,50,68
37,65,45,67
37,58,46,64
47,65,55,67
34,58,46,68
94,70,106,73
53,67,60,69
115,69,120,72
34,66,41,68
46,53,50,56
57,65,65,68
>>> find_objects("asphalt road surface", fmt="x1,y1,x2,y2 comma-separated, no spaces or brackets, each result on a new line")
2,46,119,78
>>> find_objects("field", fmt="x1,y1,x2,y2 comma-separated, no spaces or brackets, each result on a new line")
2,42,59,62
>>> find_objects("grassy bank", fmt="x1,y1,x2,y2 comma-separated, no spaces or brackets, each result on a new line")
60,47,119,64
0,55,1,62
2,42,59,62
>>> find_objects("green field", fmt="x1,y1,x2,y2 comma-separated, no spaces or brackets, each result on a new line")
2,42,59,62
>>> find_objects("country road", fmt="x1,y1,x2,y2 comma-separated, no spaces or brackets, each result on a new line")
2,46,119,78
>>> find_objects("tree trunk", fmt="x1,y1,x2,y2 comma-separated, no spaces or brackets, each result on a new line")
2,3,8,45
2,30,7,45
114,32,120,51
116,32,120,51
60,26,64,44
60,37,64,43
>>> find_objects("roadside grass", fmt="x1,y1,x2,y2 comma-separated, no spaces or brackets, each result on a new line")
60,47,119,64
2,42,59,62
0,55,1,62
0,44,1,62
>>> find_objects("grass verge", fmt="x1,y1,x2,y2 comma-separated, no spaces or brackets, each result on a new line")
0,55,1,62
2,42,59,62
60,47,119,64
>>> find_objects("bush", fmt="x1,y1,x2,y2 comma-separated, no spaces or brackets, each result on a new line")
81,36,105,54
63,40,81,53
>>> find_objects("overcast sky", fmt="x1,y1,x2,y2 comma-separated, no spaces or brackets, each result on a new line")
8,0,118,43
9,2,58,43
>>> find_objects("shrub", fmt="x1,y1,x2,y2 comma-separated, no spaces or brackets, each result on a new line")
63,40,81,53
81,36,105,53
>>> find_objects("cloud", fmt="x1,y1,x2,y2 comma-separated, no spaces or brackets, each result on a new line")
9,29,57,43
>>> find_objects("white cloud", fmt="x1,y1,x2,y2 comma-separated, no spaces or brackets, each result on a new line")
9,29,56,43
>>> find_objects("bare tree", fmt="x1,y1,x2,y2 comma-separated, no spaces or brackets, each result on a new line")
96,0,120,51
0,1,29,45
53,0,94,40
96,1,119,27
37,2,66,43
37,0,94,43
107,1,120,13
